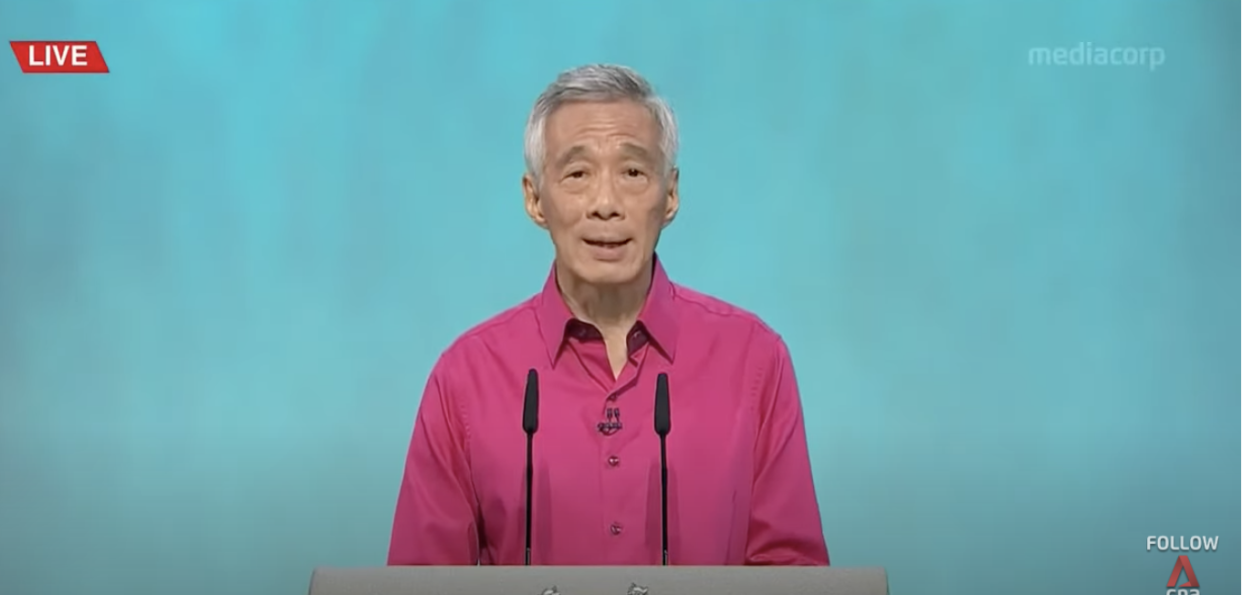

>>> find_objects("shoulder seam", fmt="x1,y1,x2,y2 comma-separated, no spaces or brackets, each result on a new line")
671,284,782,339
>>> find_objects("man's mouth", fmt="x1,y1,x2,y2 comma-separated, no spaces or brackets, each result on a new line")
584,239,631,248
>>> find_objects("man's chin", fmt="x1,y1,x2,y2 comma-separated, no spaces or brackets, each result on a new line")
569,261,643,287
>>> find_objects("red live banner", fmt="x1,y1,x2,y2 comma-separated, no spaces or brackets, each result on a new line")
10,41,109,73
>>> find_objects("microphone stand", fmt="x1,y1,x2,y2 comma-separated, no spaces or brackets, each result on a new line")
522,369,540,566
524,431,534,566
654,373,671,566
659,433,669,566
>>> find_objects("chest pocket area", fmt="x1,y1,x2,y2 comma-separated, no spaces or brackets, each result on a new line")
666,408,754,563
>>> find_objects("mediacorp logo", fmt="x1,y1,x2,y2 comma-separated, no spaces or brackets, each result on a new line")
1147,535,1219,595
9,41,109,73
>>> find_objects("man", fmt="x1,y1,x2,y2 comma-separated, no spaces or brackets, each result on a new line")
387,64,828,566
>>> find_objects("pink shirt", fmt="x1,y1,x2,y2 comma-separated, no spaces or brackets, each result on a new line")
388,257,828,566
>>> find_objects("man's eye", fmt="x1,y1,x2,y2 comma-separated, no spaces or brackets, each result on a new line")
566,171,586,179
625,168,644,177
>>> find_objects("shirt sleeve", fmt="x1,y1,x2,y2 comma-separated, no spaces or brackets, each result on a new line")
744,337,831,566
387,362,481,565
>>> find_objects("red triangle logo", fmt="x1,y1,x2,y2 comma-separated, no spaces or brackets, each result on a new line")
1166,555,1200,588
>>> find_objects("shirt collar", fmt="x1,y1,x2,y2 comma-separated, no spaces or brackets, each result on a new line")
536,254,680,365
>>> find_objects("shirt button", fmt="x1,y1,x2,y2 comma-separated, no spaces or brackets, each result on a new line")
607,455,620,467
609,523,623,536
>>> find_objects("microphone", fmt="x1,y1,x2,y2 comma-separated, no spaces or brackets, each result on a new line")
522,369,540,566
597,407,623,435
654,373,672,566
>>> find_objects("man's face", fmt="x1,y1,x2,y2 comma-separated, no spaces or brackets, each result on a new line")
523,100,679,288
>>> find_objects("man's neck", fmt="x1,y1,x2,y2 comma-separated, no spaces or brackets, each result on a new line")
556,259,653,335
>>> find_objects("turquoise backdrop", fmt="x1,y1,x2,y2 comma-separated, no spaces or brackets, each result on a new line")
1,1,1238,594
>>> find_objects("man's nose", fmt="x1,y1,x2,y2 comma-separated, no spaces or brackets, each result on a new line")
588,181,623,220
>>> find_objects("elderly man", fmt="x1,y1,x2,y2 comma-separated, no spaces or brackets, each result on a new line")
387,64,828,566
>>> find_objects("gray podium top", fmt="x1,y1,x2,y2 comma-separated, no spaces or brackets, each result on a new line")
308,566,889,595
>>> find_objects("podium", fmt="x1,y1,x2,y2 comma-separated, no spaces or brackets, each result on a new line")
308,566,889,595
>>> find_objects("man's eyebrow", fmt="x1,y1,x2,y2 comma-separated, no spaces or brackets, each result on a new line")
619,143,658,163
551,145,589,170
550,143,659,170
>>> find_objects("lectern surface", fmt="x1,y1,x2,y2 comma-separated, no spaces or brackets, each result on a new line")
308,566,888,595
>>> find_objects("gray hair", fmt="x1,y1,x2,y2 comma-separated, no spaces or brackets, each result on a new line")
524,64,679,182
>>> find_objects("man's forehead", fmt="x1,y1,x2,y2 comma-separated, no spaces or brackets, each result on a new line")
553,142,657,163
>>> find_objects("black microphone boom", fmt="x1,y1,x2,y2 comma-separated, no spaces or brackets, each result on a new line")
654,373,672,566
522,369,540,566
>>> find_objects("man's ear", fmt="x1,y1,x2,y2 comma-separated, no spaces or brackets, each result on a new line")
662,168,680,228
522,173,548,229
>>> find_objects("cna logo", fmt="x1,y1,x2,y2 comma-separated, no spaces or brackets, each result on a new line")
1165,555,1199,593
1147,535,1219,595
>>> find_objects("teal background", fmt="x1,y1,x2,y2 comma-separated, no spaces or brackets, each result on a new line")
1,1,1237,594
